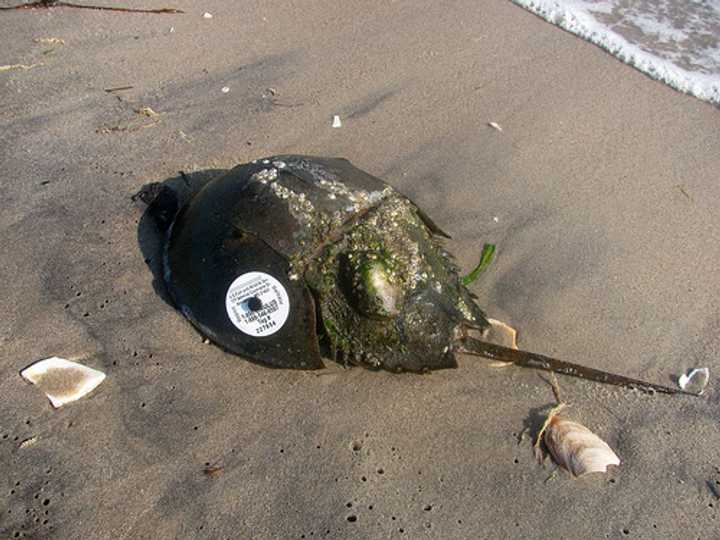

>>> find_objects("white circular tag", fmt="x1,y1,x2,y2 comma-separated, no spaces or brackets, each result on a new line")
225,272,290,337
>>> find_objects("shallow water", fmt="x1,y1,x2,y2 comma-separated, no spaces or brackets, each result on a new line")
511,0,720,105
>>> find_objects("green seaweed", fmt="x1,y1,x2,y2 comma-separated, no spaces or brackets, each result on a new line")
462,244,496,286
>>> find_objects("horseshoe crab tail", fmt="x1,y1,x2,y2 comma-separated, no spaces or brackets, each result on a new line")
457,337,698,396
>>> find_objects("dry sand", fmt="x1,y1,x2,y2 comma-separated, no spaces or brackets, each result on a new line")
1,0,719,538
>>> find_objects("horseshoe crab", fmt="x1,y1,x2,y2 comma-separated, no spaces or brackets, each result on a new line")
137,155,690,395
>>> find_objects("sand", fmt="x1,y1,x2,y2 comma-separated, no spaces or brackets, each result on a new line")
1,0,719,538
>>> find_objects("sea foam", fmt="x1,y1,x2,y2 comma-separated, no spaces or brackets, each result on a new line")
511,0,720,106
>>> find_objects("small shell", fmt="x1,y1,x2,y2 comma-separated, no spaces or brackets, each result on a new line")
484,318,517,367
536,404,620,477
19,436,38,449
136,106,159,118
21,357,106,408
678,367,709,395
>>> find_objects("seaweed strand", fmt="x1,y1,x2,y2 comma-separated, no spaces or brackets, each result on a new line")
462,243,495,286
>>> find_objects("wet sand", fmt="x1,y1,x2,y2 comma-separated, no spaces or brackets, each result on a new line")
1,1,719,538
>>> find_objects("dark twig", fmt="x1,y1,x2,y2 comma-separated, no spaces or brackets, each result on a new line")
0,0,184,13
104,85,134,93
203,464,223,478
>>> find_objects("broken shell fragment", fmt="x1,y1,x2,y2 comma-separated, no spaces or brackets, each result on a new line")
536,404,620,477
21,357,106,408
484,318,517,367
678,368,709,395
19,436,38,449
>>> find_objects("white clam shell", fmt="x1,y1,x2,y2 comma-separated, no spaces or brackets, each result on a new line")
21,357,106,408
544,415,620,477
678,367,709,395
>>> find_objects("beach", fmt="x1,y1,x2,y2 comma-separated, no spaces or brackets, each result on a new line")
1,0,719,538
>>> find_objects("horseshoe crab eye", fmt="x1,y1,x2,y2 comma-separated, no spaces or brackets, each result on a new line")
346,251,402,319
